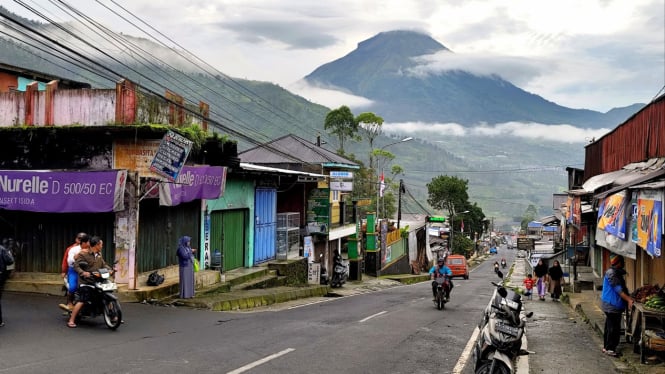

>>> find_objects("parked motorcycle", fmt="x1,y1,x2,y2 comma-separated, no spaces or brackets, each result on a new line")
330,254,348,288
69,265,122,330
433,276,451,310
473,270,532,373
319,254,329,285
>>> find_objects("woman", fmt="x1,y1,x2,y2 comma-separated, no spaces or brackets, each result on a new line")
548,260,564,301
533,258,549,301
176,236,196,299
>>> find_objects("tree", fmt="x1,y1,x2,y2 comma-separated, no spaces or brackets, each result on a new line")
324,105,358,154
426,175,470,217
356,112,384,170
520,204,539,232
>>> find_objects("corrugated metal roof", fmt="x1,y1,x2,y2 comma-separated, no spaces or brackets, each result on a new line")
239,162,326,178
581,157,665,193
629,179,665,189
238,134,358,168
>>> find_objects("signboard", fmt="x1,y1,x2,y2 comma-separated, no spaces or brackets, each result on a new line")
158,166,227,206
149,130,193,182
0,170,127,213
635,189,663,257
308,262,321,284
304,236,314,263
355,199,371,207
307,188,330,234
330,171,353,178
516,237,534,251
330,181,353,192
113,140,161,177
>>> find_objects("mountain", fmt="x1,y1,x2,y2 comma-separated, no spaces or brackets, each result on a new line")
305,30,643,128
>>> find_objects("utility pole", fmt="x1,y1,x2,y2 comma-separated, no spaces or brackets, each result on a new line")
397,179,404,228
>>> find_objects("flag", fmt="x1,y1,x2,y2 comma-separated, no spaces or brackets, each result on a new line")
460,219,464,233
379,172,385,197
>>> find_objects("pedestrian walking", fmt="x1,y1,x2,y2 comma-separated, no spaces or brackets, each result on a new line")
0,238,14,327
534,258,548,301
548,260,564,301
523,273,534,300
176,236,196,299
600,254,633,357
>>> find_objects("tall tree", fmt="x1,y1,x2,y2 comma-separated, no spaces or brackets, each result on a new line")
356,112,384,170
324,105,358,154
426,175,470,217
520,204,539,232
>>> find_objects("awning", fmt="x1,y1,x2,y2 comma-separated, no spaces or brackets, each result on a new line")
239,162,326,180
580,157,665,198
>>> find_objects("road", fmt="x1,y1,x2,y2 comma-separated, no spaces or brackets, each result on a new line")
0,249,515,374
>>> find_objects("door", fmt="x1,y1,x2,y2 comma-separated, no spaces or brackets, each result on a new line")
254,188,277,264
210,209,247,271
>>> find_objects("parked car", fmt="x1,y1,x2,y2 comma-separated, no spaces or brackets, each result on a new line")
489,246,497,254
446,254,469,279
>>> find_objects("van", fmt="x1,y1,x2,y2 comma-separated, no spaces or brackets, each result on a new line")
446,254,469,279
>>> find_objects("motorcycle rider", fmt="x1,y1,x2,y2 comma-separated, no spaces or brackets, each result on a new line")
494,261,500,273
429,257,453,301
501,258,507,268
67,236,114,328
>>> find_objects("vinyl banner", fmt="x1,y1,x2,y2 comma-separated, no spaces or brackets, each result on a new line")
159,166,226,206
0,170,127,213
636,189,663,257
597,191,628,240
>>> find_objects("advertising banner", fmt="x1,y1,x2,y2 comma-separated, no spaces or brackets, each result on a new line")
149,130,193,182
567,195,581,227
0,170,127,213
307,188,330,234
636,189,663,257
158,166,227,206
597,191,628,240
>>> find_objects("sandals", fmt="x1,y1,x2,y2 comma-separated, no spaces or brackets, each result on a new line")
67,322,77,328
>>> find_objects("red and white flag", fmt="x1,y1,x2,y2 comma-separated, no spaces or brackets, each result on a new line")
379,172,385,197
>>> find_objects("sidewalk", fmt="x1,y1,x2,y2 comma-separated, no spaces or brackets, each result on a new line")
508,258,665,374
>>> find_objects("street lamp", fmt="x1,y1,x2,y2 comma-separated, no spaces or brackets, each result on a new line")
449,210,469,254
376,137,413,218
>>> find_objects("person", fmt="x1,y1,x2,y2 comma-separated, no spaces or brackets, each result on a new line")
548,260,564,301
176,236,196,299
59,233,85,311
60,233,88,312
429,257,453,301
523,273,534,300
493,261,500,273
67,236,113,328
0,238,12,327
601,254,633,357
533,258,549,301
501,257,507,268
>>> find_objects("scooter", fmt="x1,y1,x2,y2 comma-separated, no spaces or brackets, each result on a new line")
433,276,451,310
69,265,122,330
330,254,348,288
473,270,532,374
501,259,507,269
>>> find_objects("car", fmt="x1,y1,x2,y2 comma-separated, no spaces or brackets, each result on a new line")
489,246,497,254
446,254,469,279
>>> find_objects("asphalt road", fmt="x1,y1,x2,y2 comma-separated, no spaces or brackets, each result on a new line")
0,250,514,374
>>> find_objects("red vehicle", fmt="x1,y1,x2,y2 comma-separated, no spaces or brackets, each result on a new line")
446,254,469,280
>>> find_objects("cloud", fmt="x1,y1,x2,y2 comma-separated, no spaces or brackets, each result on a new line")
218,20,339,49
289,80,374,109
383,121,611,143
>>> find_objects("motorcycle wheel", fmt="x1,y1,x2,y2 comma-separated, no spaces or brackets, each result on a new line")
103,300,122,330
475,360,510,374
436,289,444,310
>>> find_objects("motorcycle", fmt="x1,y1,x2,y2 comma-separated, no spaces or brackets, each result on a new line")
493,263,500,273
330,255,348,288
319,254,329,285
501,259,507,269
433,276,451,310
473,270,532,374
69,265,122,330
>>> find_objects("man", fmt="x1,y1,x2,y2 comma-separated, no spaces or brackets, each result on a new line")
67,235,113,328
59,233,85,311
429,257,453,301
600,254,633,357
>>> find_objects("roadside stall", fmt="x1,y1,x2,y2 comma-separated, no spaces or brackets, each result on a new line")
627,285,665,363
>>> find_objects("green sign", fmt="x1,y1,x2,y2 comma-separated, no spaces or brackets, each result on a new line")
427,216,446,222
307,188,330,234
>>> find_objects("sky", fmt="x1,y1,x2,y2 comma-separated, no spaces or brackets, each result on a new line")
3,0,665,143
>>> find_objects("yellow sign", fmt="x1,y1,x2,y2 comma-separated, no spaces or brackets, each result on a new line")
356,199,372,206
113,140,161,177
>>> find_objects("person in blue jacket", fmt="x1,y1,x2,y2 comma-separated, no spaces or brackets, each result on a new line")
429,257,453,300
600,254,633,357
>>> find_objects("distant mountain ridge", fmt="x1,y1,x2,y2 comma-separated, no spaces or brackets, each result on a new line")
305,30,643,128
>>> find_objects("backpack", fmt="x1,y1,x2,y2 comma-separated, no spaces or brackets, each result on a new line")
147,271,165,286
1,246,14,272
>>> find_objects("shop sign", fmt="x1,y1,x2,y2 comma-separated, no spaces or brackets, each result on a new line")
307,188,330,234
149,130,193,182
158,166,227,206
0,170,127,213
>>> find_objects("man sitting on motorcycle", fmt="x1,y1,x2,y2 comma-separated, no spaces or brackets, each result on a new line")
67,236,114,328
429,257,453,300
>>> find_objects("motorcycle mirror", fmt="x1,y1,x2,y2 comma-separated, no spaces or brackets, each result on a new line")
498,287,508,298
496,270,504,279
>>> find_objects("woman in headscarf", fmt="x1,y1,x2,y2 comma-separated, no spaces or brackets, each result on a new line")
548,260,564,301
176,236,196,299
533,258,549,301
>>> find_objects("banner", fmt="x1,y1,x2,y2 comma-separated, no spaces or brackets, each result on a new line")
158,166,226,206
597,191,628,240
567,195,581,227
0,170,127,213
636,189,663,257
149,130,193,182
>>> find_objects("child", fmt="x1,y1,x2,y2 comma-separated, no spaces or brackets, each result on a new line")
523,273,534,300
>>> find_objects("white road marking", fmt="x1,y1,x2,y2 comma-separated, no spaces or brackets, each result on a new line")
453,326,480,374
358,310,388,323
226,348,295,374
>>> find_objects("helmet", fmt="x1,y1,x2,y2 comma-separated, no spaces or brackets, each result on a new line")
437,257,445,264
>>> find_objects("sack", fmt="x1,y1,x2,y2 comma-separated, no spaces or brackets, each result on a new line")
147,271,165,286
193,259,200,272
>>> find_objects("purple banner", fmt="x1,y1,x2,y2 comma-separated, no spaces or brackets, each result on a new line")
159,166,226,206
0,170,127,213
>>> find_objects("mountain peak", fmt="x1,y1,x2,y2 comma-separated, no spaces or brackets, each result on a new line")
356,30,450,57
